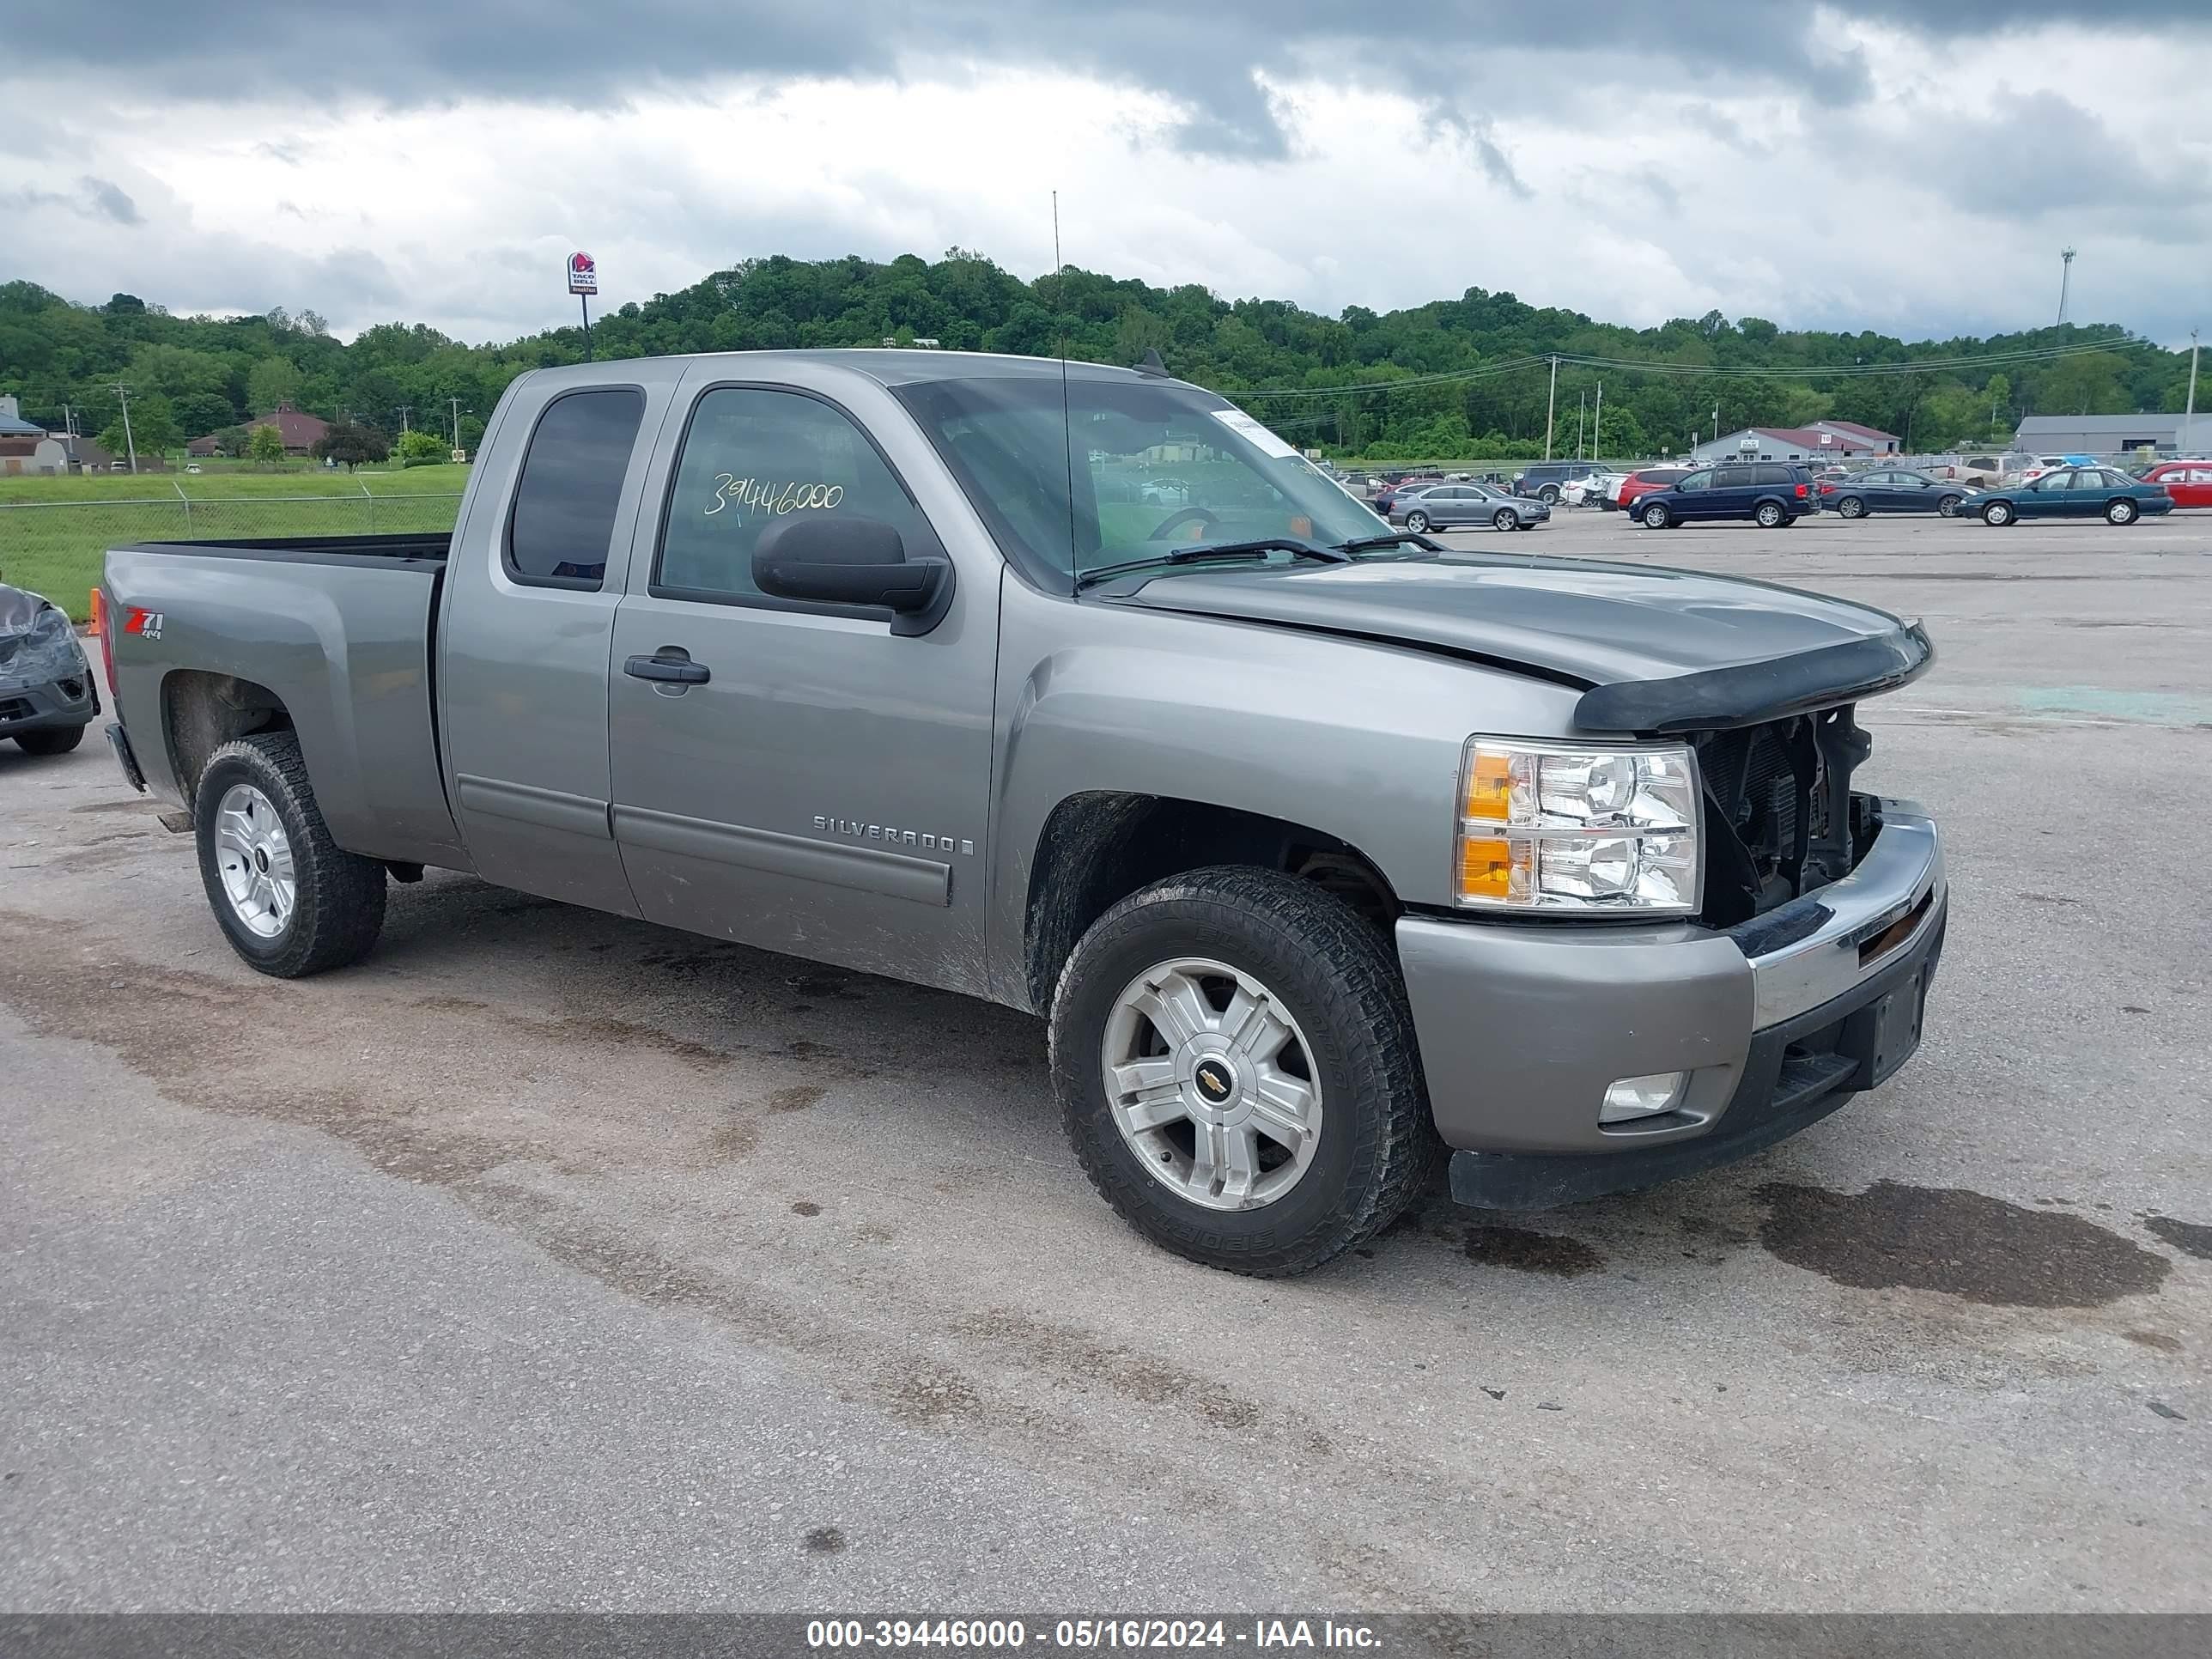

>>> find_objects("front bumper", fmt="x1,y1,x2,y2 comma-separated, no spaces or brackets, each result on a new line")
0,670,99,738
1396,801,1947,1209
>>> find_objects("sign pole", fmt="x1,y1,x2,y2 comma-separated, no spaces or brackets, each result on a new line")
580,293,592,361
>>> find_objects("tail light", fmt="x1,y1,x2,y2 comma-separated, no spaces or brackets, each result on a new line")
1795,483,1808,498
90,586,119,698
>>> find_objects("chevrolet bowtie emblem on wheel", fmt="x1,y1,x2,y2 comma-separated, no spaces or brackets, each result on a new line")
1194,1060,1234,1100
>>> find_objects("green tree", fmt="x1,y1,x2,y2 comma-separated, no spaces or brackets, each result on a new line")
247,356,301,414
312,422,390,471
246,423,288,465
395,428,447,465
97,394,179,465
210,425,250,459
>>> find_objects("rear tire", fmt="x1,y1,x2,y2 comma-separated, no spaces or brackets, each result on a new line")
1836,495,1866,519
1937,495,1963,517
194,731,387,978
1049,866,1437,1277
1642,502,1672,529
1754,501,1785,528
2106,498,2137,525
1538,485,1560,505
13,726,85,755
1983,501,2015,526
1404,510,1430,532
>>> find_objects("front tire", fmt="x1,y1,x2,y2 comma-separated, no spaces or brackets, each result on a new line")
1048,866,1437,1277
2106,498,2138,525
1642,502,1672,529
1983,500,2015,526
1493,508,1516,532
13,725,85,756
194,731,387,977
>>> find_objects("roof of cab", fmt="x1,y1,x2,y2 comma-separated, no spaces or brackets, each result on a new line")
524,348,1158,391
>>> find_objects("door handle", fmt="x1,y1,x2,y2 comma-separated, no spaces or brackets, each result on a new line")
623,652,710,684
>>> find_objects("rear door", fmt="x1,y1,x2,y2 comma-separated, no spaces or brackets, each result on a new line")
604,366,1000,996
441,368,678,915
1709,465,1756,520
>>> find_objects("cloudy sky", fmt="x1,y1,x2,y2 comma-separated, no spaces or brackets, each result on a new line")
5,3,2207,347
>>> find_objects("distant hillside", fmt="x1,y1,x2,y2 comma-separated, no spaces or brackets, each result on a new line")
1,253,2193,460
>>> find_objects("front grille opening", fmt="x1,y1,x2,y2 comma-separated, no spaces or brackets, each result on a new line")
1694,705,1872,926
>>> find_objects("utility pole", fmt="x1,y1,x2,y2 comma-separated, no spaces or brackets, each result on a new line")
2057,247,2075,326
1543,356,1559,461
1592,380,1604,462
1712,398,1721,445
450,397,463,449
107,382,138,474
1575,391,1586,459
2185,327,2203,458
397,407,411,436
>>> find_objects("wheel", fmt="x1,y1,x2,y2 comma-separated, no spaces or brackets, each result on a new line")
1538,485,1560,505
1836,495,1866,519
1493,508,1516,532
1641,502,1672,529
1048,866,1437,1277
1983,501,2014,526
194,731,387,977
2106,498,2137,525
12,725,85,755
1937,495,1963,517
1754,501,1785,528
1403,510,1430,532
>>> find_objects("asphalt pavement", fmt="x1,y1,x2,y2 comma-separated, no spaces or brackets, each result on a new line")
3,508,2208,1611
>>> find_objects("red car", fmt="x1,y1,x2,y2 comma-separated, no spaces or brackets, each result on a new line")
2137,459,2212,507
1614,467,1692,513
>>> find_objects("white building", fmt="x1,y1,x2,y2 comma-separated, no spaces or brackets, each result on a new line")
1689,420,1900,465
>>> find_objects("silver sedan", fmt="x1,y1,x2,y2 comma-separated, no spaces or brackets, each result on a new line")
1389,482,1551,532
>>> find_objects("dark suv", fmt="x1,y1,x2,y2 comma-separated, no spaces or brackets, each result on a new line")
1512,462,1599,504
1632,462,1816,529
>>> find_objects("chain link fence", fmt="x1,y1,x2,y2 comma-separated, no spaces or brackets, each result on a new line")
0,491,465,620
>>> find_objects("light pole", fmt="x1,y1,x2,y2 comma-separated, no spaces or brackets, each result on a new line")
1543,356,1558,460
1575,391,1586,459
2185,329,2200,455
2057,247,2076,326
1592,380,1604,464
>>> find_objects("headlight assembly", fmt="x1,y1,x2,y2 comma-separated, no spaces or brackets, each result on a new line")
1455,738,1702,915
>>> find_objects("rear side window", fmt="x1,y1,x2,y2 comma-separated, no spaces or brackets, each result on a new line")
1752,464,1793,484
655,386,933,606
1715,465,1753,487
506,389,646,589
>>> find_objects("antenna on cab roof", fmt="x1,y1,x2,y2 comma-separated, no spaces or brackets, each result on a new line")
1133,349,1169,378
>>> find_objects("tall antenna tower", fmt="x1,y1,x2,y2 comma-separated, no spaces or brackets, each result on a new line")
2056,246,2076,326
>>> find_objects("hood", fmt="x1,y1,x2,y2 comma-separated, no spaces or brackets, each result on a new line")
0,583,91,690
1104,552,1933,734
0,582,46,635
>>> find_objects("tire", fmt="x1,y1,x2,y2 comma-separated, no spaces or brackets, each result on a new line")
1983,501,2014,526
194,731,387,977
13,725,85,756
1641,502,1672,529
1493,508,1516,532
1048,866,1437,1277
1538,485,1560,505
1836,495,1866,519
2106,498,2137,525
1404,510,1430,532
1754,501,1785,528
1937,495,1963,517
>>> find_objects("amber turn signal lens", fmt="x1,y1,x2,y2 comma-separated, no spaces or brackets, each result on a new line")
1463,750,1513,822
1459,836,1515,900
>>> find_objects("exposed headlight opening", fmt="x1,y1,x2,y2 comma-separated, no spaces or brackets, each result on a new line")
1455,738,1702,915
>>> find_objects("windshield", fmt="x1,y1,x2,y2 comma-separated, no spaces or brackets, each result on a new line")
891,374,1384,592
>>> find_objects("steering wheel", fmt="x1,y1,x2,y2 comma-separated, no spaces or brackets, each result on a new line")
1148,507,1220,542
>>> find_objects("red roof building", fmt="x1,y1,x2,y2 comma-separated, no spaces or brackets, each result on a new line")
188,402,332,457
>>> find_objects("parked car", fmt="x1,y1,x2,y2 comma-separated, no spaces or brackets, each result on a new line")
1392,483,1549,532
1970,465,2176,526
2135,459,2212,508
1139,477,1191,506
1821,468,1974,519
2015,453,2092,483
1511,462,1599,504
1370,475,1446,518
1613,467,1693,515
1633,462,1817,529
1561,471,1623,507
96,349,1948,1277
0,570,100,755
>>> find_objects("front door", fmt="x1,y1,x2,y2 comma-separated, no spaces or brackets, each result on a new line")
605,372,1000,997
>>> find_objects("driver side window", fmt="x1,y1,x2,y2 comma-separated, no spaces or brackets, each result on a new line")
1676,471,1712,494
2030,470,2075,491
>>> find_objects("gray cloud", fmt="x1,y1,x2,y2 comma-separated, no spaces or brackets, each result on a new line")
22,2,2207,162
82,176,142,225
0,176,144,226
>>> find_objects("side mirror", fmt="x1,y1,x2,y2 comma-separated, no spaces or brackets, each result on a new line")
752,514,954,637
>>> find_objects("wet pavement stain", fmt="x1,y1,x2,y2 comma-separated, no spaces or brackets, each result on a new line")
1755,1181,2171,1307
1462,1224,1606,1278
791,1200,823,1217
2144,1216,2212,1261
2124,1330,2181,1352
803,1525,848,1554
769,1084,828,1115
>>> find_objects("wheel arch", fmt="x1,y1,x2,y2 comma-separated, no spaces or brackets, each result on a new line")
161,669,295,823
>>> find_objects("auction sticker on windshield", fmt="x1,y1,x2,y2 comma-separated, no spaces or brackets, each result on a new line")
1210,408,1298,459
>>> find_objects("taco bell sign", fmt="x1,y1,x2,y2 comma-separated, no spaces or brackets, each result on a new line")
567,252,598,296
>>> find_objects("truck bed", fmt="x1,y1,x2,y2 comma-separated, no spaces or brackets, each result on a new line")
102,533,466,872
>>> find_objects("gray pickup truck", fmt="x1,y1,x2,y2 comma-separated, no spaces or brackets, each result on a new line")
96,349,1947,1275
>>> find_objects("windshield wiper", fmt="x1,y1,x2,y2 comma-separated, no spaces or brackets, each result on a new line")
1075,538,1352,591
1336,531,1443,556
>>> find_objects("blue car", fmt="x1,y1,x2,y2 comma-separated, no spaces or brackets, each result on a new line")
1972,465,2176,526
1632,461,1817,529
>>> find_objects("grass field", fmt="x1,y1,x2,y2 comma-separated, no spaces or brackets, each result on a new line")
1,466,471,620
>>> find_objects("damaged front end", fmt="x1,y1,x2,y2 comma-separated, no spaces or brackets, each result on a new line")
0,585,100,745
